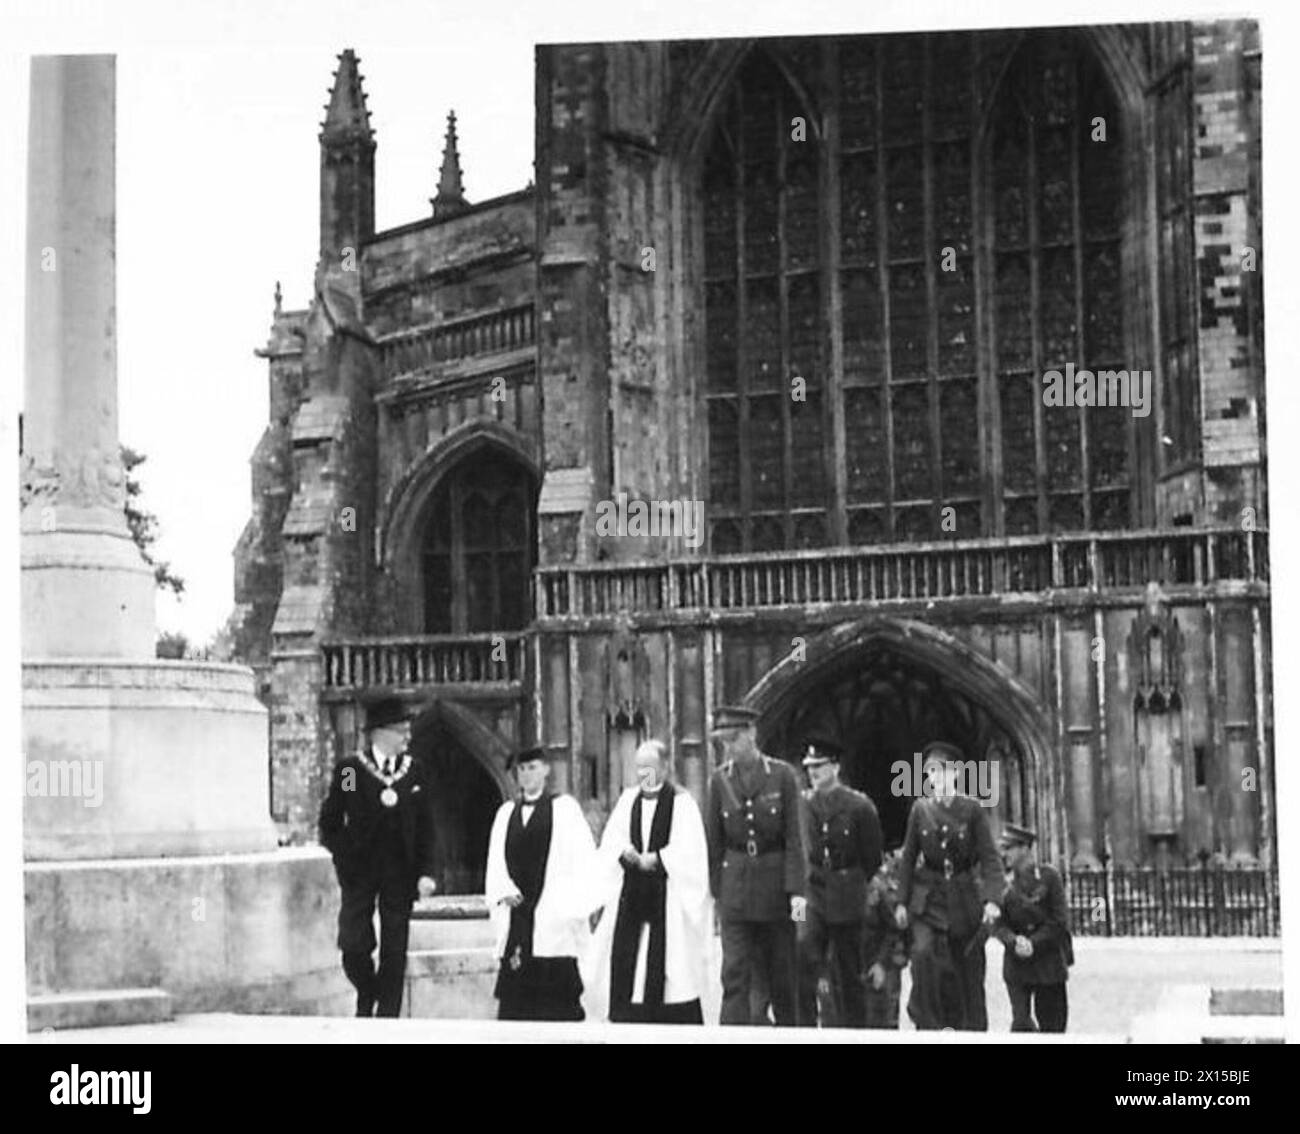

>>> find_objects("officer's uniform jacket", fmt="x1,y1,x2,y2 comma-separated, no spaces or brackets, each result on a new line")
706,754,806,922
799,784,883,925
993,862,1073,985
896,794,1002,940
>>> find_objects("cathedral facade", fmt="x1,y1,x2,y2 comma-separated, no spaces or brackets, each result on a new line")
235,22,1270,893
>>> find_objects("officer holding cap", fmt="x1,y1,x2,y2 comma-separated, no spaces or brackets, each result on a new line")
796,736,883,1028
705,705,807,1026
895,740,1002,1030
993,822,1072,1032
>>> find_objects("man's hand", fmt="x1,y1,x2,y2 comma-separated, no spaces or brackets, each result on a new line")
868,962,887,991
619,846,640,869
501,887,523,909
637,851,660,873
417,875,438,899
790,895,808,923
1013,934,1034,959
894,904,909,930
982,900,1001,927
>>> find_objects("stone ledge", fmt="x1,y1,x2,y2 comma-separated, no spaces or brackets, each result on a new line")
29,988,173,1032
23,659,260,695
412,894,488,919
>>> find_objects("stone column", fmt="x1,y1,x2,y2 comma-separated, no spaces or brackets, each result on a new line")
21,55,156,659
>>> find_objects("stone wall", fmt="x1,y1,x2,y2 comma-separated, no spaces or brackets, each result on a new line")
1191,20,1264,524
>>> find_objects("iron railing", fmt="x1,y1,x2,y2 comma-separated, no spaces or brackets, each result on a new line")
1067,864,1280,937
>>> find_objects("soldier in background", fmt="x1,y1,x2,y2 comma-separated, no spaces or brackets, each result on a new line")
706,705,807,1026
895,741,1003,1030
862,849,908,1029
993,822,1073,1032
796,737,882,1028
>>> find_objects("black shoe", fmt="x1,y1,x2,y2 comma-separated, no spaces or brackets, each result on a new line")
356,995,376,1017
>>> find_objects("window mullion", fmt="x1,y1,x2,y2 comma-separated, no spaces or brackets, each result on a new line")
873,39,896,538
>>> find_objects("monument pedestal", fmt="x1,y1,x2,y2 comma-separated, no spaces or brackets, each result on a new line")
24,660,279,859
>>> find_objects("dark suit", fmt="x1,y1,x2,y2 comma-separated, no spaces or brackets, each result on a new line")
994,862,1072,1032
706,754,806,1025
319,750,437,1017
896,794,1002,1030
796,784,883,1027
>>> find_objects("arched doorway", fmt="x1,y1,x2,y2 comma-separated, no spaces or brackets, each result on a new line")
746,619,1054,854
409,704,511,894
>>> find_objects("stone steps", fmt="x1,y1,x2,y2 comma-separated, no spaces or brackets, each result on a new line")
29,989,173,1032
1129,984,1284,1043
408,894,494,952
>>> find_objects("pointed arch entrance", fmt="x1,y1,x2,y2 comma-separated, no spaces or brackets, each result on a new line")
742,618,1058,856
408,700,512,894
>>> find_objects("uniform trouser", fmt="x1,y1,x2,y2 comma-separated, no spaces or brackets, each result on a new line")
906,920,988,1031
720,919,797,1026
1007,981,1068,1033
864,966,902,1029
797,909,867,1027
338,868,414,1017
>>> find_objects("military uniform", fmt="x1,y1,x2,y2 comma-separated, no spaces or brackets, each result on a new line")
896,791,1002,1030
994,859,1072,1032
706,752,806,1026
797,783,883,1027
861,854,907,1029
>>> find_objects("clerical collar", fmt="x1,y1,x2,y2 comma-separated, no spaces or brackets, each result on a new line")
521,792,544,805
640,784,664,797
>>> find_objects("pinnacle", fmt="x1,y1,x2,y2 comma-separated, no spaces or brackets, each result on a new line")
432,109,468,218
320,48,374,142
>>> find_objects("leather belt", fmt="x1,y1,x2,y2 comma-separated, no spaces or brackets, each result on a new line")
728,841,784,858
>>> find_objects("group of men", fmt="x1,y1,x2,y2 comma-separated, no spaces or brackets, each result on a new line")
319,698,1073,1031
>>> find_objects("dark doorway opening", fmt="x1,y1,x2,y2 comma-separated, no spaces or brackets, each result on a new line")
760,645,1033,849
410,716,504,894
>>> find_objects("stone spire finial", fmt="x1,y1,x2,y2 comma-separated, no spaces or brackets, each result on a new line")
274,280,283,315
320,48,373,143
431,109,468,219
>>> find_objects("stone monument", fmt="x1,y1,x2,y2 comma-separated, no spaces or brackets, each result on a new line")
22,56,340,1025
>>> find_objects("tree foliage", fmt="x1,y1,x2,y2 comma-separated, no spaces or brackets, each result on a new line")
121,445,185,596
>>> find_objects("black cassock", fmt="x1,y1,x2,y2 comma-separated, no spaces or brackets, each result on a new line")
608,789,703,1024
494,794,585,1021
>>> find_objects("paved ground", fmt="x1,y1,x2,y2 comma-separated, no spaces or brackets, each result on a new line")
36,938,1281,1043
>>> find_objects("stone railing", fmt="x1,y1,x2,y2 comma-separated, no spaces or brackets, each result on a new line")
322,633,528,690
535,527,1268,620
379,304,535,380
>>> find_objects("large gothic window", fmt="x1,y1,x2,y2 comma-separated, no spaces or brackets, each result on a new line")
990,35,1131,534
704,52,829,554
421,450,535,633
699,32,1142,550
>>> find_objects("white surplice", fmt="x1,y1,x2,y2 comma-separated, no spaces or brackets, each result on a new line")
485,793,600,960
581,785,712,1021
